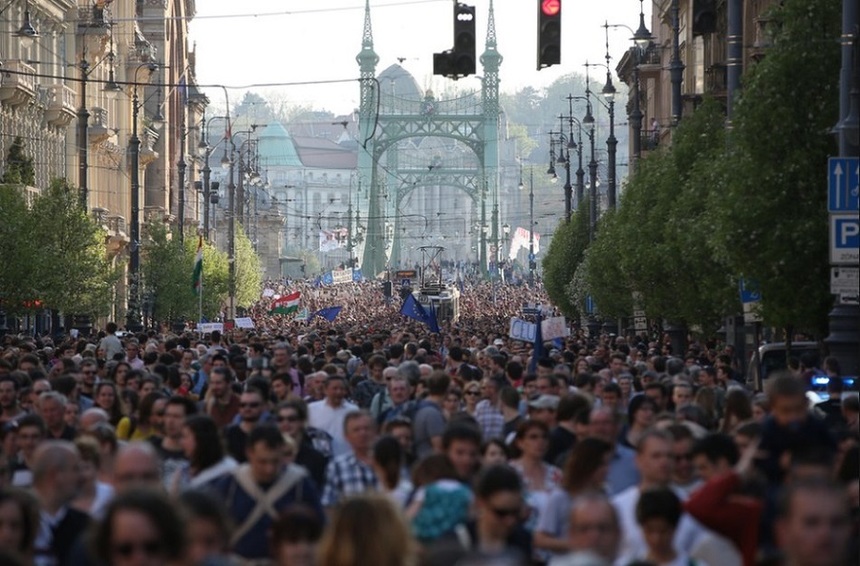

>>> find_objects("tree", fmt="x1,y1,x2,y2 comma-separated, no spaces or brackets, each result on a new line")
142,224,230,321
541,201,590,318
580,99,735,330
28,179,117,316
0,185,38,314
2,136,36,186
234,225,262,309
706,0,840,334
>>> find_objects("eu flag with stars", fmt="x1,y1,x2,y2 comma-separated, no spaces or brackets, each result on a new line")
400,294,440,333
313,306,343,322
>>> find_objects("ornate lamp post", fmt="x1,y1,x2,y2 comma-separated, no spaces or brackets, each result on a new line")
583,91,597,242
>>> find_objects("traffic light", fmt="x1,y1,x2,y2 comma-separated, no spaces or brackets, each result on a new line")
433,2,476,79
453,3,476,76
537,0,561,70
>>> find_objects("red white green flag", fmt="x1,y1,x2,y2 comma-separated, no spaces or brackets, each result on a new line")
269,291,300,315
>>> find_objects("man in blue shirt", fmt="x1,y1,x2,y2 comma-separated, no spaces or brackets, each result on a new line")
212,425,323,561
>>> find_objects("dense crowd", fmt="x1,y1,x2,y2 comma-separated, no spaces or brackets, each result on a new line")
0,279,857,566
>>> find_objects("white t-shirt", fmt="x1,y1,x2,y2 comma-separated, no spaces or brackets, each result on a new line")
307,399,358,456
611,485,704,566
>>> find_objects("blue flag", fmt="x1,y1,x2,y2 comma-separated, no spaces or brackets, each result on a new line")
400,294,440,333
313,306,343,322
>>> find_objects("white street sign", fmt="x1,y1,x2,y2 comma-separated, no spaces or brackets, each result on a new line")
831,267,859,295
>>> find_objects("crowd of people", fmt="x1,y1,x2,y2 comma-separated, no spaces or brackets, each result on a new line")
0,278,857,566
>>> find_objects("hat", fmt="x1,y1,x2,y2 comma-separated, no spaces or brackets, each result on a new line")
528,394,560,410
493,338,504,346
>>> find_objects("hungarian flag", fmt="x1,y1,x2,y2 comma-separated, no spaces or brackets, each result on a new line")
192,235,203,295
270,291,300,315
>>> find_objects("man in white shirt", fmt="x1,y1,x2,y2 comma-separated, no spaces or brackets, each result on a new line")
308,375,358,456
611,429,704,565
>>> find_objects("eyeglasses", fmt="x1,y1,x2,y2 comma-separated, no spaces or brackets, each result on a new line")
112,540,161,558
465,390,480,396
277,415,300,423
489,505,521,519
240,402,262,409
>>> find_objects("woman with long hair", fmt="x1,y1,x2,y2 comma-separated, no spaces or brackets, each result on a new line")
170,414,237,494
95,381,133,439
0,487,39,564
90,489,186,566
462,381,481,417
442,388,463,421
317,493,417,566
621,396,658,449
721,388,753,433
533,437,613,557
108,361,132,390
508,419,562,562
372,435,413,507
127,392,167,442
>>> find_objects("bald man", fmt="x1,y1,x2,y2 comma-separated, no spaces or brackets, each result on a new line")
112,442,163,493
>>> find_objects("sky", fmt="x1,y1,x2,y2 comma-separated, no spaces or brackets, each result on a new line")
189,0,651,116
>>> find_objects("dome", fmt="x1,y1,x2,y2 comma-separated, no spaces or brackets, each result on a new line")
377,63,422,100
257,122,302,168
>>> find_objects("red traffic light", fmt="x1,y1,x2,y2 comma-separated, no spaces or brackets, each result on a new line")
541,0,560,17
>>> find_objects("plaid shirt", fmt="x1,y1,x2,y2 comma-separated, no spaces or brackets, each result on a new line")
321,452,378,507
475,399,505,441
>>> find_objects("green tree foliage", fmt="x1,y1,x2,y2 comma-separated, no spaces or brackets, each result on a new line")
142,225,230,321
0,185,39,313
706,0,840,334
2,136,36,186
578,209,633,318
234,225,263,309
582,99,735,330
28,180,118,316
542,201,590,318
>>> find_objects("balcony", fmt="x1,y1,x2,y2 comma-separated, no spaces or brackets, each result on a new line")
45,84,78,127
89,106,111,144
106,214,129,253
0,60,37,107
77,5,111,35
641,129,661,152
91,207,110,230
637,46,662,78
107,214,127,235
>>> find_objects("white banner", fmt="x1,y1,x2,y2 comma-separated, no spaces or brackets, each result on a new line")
509,317,537,343
541,316,570,341
508,226,541,261
331,269,352,285
197,322,224,334
261,288,275,298
319,229,347,252
234,317,255,329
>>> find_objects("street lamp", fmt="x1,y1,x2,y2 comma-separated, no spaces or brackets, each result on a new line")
124,61,159,332
669,0,684,125
587,58,618,210
14,0,38,48
582,83,598,242
609,6,652,172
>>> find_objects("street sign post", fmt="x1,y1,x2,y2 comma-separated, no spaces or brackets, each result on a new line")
831,267,859,295
830,214,860,265
828,157,859,213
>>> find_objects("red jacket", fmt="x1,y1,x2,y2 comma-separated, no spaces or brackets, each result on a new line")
684,471,763,566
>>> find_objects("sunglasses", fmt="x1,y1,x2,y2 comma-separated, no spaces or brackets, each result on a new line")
489,505,521,519
240,402,261,409
277,415,300,423
112,540,161,558
465,390,480,396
